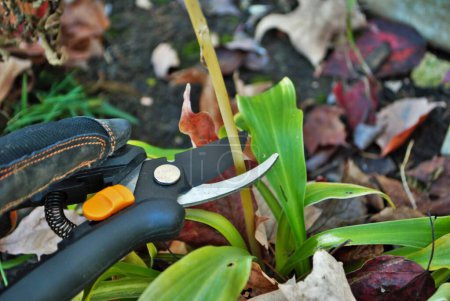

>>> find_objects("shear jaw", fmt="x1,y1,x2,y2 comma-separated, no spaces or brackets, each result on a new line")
177,153,279,207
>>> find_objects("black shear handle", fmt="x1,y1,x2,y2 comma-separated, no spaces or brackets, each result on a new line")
0,199,185,301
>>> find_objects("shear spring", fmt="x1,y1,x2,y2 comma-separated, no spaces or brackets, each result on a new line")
44,191,76,238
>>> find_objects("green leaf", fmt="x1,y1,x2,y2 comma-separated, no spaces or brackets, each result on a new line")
304,182,395,208
147,243,158,268
280,216,450,274
185,209,248,250
138,246,252,301
83,262,159,301
428,283,450,301
432,269,450,287
405,234,450,271
123,251,147,267
236,77,307,250
91,278,151,301
128,140,188,160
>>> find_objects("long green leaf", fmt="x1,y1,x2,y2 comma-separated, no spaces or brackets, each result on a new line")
185,209,248,250
83,262,160,301
91,278,151,301
138,246,252,301
280,216,450,274
128,140,188,160
236,78,308,270
428,283,450,301
432,269,450,287
405,234,450,271
304,182,395,208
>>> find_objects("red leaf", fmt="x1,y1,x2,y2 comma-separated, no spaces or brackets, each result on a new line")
178,84,218,147
322,19,426,79
333,77,379,130
303,105,347,154
348,255,435,301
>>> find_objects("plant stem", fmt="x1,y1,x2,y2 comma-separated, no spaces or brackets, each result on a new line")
184,0,261,257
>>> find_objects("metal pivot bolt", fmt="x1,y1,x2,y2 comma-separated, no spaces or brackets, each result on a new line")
154,164,181,185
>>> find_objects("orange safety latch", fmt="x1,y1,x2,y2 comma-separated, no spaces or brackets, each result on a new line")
83,185,135,221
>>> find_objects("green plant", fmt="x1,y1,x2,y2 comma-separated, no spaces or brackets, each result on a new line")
73,2,450,300
5,74,138,133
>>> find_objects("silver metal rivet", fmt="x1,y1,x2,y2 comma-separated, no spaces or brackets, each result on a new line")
154,164,181,185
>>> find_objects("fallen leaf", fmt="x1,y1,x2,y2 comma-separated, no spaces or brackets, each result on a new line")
241,262,278,300
370,207,425,222
0,207,85,259
407,156,445,184
151,43,180,79
303,105,347,154
178,84,218,147
60,0,110,66
334,245,384,265
353,123,384,150
251,250,356,301
342,160,384,211
374,174,425,209
333,77,379,130
348,255,435,301
0,57,31,104
305,147,338,172
376,98,446,156
408,157,450,215
224,29,269,72
322,19,426,79
412,52,450,88
135,0,152,10
255,0,366,66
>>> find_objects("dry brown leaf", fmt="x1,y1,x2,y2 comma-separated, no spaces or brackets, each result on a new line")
370,207,425,222
151,43,180,79
0,207,85,259
407,156,445,184
408,156,450,215
255,0,366,66
342,160,384,210
376,98,446,156
334,245,384,266
251,250,355,301
60,0,110,67
241,262,278,300
0,57,31,103
303,105,347,155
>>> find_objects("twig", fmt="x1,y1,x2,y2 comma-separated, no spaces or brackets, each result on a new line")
426,212,436,271
400,140,417,209
184,0,261,258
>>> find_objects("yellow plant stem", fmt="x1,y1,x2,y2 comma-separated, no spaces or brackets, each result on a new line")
184,0,261,257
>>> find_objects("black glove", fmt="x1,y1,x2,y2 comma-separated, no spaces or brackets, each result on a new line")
0,117,131,234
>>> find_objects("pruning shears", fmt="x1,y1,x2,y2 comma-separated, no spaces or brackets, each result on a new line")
0,117,278,301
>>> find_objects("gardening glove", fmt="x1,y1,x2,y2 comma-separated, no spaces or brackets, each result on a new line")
0,117,131,236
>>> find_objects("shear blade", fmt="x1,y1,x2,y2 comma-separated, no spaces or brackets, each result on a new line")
177,153,278,207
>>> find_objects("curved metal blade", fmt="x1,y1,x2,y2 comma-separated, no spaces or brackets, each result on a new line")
177,153,278,207
175,133,247,187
